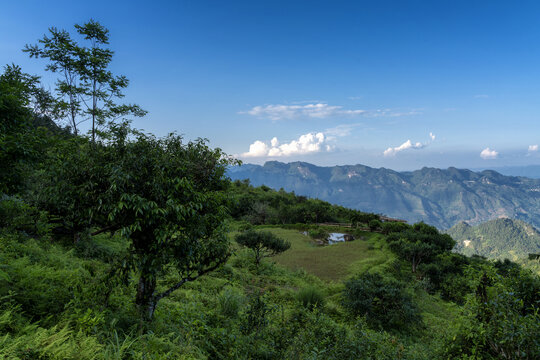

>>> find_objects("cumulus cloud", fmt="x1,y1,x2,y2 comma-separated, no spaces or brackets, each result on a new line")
480,147,498,159
383,133,435,157
383,140,425,156
528,144,538,152
241,132,329,158
240,103,420,121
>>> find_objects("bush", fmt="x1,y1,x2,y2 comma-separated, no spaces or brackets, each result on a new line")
342,273,421,332
297,286,325,310
307,227,329,240
0,195,51,237
218,288,244,318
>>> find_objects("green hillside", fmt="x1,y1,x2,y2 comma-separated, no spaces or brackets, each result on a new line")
448,218,540,261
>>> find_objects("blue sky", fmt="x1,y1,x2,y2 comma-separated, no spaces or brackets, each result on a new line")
3,0,540,170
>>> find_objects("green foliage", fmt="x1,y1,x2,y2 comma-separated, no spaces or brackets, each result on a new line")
350,212,380,226
368,219,382,231
307,226,329,240
0,65,54,195
342,272,422,332
241,293,270,335
387,222,455,272
33,122,236,319
296,286,325,310
443,266,540,359
218,288,244,318
0,196,51,237
381,221,410,235
24,20,146,139
449,218,540,261
235,229,291,267
228,179,376,225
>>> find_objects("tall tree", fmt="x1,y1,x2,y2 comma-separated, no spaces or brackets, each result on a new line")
38,123,237,320
24,20,146,140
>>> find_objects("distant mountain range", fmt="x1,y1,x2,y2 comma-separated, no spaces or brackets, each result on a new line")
473,165,540,179
228,161,540,229
448,218,540,261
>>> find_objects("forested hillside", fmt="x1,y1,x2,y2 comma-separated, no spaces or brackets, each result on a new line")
1,20,539,359
229,161,540,229
449,218,540,260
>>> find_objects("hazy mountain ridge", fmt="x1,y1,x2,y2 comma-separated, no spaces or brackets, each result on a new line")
228,161,540,229
448,218,540,260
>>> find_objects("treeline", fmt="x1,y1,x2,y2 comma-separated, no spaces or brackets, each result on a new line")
228,179,379,225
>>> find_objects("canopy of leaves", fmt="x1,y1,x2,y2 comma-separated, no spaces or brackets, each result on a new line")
235,229,291,266
386,222,455,272
342,272,421,332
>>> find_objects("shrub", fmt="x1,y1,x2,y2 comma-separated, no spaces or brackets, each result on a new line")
307,227,329,240
241,293,270,335
342,273,421,332
297,286,325,310
0,195,51,237
218,288,244,318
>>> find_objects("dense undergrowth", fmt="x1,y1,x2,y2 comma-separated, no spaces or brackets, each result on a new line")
1,205,539,359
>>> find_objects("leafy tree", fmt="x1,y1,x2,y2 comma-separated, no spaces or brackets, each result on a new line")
235,229,291,267
380,221,409,235
342,273,421,332
444,265,540,359
24,20,146,140
368,219,382,232
386,223,455,273
350,213,380,227
0,64,54,194
36,124,236,320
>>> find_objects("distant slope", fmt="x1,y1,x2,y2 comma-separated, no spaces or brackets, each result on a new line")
228,161,540,229
448,218,540,261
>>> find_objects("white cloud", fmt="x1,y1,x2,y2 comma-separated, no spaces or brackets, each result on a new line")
480,147,498,159
240,103,420,121
244,140,269,157
324,123,362,137
241,132,330,158
528,144,538,152
474,94,489,99
383,140,425,156
383,133,435,157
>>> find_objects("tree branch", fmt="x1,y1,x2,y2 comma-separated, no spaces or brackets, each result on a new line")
154,261,223,303
91,224,120,236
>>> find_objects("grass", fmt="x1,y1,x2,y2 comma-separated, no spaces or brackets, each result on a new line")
257,227,395,282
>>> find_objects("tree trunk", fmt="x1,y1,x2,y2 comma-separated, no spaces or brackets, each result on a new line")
136,272,157,320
